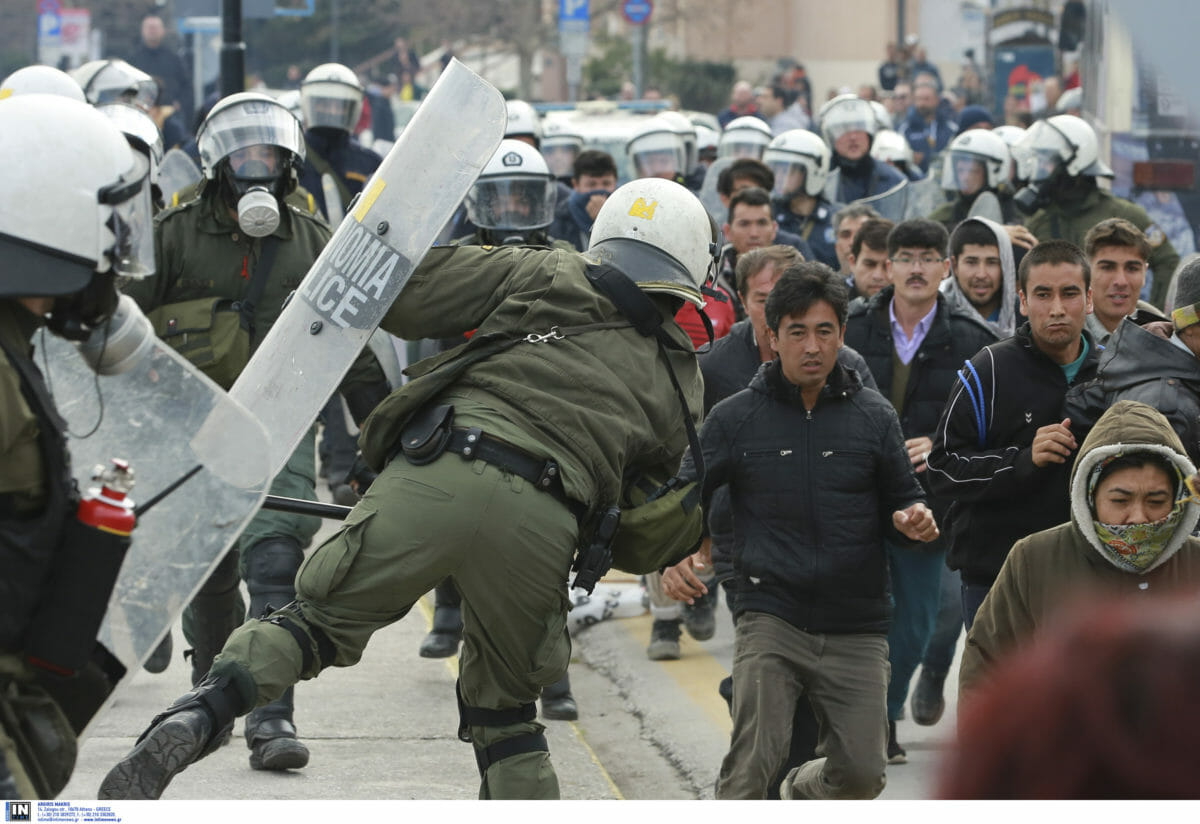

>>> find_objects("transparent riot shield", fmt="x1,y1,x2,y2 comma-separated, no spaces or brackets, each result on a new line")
230,58,506,477
854,177,911,222
40,332,270,733
157,147,202,206
698,156,735,227
903,175,949,220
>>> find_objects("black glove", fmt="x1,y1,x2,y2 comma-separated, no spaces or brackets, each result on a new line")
343,452,378,496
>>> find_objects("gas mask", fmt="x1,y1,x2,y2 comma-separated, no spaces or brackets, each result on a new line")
46,274,120,343
220,148,287,237
75,292,155,375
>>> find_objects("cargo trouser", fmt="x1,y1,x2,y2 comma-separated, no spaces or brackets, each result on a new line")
213,446,578,799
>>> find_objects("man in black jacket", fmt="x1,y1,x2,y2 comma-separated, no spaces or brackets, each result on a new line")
665,262,938,800
127,14,193,128
928,240,1100,630
844,219,997,762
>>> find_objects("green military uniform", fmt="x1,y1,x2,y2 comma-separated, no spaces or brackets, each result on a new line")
212,244,703,798
1025,187,1181,309
124,179,386,755
0,301,55,799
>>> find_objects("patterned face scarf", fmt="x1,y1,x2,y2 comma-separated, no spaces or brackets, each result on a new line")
1088,455,1186,574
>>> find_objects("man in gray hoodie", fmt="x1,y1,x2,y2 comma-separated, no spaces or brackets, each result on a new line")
911,216,1018,726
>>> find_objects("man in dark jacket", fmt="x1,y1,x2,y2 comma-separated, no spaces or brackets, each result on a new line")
128,14,193,128
927,240,1101,629
844,219,998,763
665,261,938,800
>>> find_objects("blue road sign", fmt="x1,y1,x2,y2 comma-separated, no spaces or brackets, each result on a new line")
622,0,653,25
560,0,589,22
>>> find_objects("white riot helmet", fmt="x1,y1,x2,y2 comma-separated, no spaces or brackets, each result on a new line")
870,129,914,167
98,102,165,186
940,129,1011,194
656,110,699,172
541,118,584,179
695,125,719,162
627,116,686,181
466,139,557,235
505,99,542,147
0,65,85,103
763,129,831,199
818,93,881,145
1018,114,1113,180
71,59,158,112
0,95,154,337
588,178,716,308
197,92,305,236
276,89,304,127
300,62,364,133
718,115,773,160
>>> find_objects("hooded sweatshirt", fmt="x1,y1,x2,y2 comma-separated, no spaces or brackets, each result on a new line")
939,216,1018,338
960,400,1200,693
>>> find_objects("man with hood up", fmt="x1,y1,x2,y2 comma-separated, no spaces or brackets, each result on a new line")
960,400,1200,694
939,216,1019,338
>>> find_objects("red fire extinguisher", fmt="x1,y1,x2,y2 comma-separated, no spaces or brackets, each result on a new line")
76,459,137,537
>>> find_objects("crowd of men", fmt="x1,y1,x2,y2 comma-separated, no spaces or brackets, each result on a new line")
3,11,1200,804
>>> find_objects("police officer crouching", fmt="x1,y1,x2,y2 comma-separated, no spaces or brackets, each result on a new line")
0,94,156,799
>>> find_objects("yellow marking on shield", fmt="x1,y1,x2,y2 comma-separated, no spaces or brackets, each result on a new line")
352,178,386,222
628,197,658,220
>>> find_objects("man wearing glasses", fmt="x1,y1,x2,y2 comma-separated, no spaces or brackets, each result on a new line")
844,219,997,763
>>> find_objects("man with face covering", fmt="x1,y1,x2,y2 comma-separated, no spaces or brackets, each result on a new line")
121,91,390,774
959,400,1200,695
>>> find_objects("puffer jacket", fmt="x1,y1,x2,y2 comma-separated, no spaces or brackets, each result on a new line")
679,359,925,634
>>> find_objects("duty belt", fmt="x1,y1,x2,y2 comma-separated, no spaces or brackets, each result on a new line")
437,427,585,522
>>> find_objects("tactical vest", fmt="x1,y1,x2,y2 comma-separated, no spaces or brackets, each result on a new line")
0,338,76,653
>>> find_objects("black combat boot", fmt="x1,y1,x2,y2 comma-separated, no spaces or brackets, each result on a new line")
98,672,246,800
419,580,463,658
646,618,682,660
540,672,578,721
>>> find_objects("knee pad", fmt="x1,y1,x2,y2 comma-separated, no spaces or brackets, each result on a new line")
454,680,547,778
244,539,304,608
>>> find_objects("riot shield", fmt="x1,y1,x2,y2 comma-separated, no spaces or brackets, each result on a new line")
157,148,202,206
903,175,949,220
39,332,270,734
967,190,1005,223
230,58,506,477
854,177,911,221
698,156,735,226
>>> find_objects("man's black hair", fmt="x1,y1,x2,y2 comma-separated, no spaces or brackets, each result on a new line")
949,220,1000,260
726,186,773,224
573,149,618,182
1018,239,1091,292
887,218,950,258
765,261,848,332
716,158,774,196
851,218,894,259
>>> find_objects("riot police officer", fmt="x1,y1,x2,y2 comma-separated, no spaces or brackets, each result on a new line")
764,129,844,269
819,94,907,205
1014,114,1180,308
101,177,712,801
0,94,155,799
121,91,390,774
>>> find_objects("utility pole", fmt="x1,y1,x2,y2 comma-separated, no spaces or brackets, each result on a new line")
220,0,244,96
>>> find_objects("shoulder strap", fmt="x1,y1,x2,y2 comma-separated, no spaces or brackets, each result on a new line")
583,265,706,484
239,235,280,338
305,141,354,211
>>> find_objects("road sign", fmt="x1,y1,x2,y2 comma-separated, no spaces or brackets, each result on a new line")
560,0,589,22
622,0,653,25
36,0,62,14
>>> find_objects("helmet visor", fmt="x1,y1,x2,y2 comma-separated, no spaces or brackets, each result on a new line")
717,139,766,160
199,99,303,174
467,177,557,231
100,152,154,278
98,103,165,183
541,138,581,178
303,89,360,131
767,159,808,199
92,75,158,112
944,152,988,194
